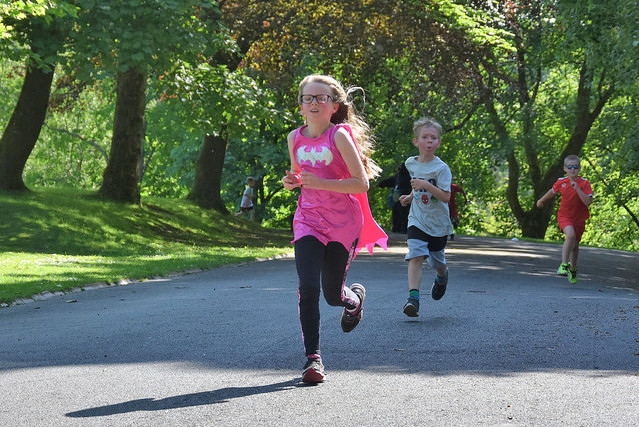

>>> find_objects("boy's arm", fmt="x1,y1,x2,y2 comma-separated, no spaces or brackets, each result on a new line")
398,193,413,206
571,181,593,207
536,188,555,208
412,179,451,203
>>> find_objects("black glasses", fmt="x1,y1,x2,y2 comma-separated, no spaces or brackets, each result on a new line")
299,94,333,104
565,165,580,170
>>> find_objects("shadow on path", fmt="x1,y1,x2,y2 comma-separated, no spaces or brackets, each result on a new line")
66,378,302,418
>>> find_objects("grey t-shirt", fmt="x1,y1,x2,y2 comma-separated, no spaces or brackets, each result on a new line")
404,156,453,237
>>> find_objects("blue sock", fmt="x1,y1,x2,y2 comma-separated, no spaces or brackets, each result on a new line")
436,270,448,283
409,289,420,299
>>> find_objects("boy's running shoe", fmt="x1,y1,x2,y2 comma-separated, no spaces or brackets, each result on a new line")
568,267,578,284
403,296,420,317
431,270,448,300
340,283,366,332
302,356,325,384
557,263,570,276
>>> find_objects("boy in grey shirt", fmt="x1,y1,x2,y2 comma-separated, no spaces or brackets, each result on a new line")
398,117,453,317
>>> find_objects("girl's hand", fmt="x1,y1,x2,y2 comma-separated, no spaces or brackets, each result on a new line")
282,170,323,190
298,171,322,189
283,170,301,190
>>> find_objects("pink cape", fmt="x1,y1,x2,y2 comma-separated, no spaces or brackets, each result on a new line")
353,192,388,256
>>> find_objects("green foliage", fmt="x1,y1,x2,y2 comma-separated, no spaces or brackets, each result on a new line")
0,187,292,305
25,77,114,188
0,0,76,27
431,0,514,52
578,91,639,252
0,1,78,71
145,63,295,209
558,0,639,90
0,60,22,128
584,188,639,252
71,0,221,77
0,63,116,189
140,95,202,198
2,1,638,253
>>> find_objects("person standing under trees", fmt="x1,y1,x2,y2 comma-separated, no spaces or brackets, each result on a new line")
377,163,411,233
448,182,467,240
398,117,453,318
235,176,256,220
394,164,412,233
282,74,387,384
536,155,593,284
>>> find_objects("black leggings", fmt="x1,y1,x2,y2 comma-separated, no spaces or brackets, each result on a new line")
295,235,358,357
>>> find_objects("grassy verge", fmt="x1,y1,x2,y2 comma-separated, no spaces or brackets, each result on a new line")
0,188,293,306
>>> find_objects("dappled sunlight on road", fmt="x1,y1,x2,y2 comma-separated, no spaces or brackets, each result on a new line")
448,247,549,259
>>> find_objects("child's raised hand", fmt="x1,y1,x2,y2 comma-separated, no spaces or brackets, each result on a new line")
410,178,420,191
298,171,322,189
399,194,412,207
283,170,301,190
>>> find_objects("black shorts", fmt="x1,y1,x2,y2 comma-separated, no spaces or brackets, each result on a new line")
407,226,447,252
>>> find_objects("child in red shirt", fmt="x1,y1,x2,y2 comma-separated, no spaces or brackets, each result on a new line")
537,155,593,284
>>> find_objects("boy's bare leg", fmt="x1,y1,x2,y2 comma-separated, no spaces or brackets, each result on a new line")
404,257,425,316
407,257,424,291
562,225,577,265
571,244,580,269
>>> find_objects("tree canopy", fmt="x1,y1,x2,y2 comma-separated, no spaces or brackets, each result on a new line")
1,0,637,250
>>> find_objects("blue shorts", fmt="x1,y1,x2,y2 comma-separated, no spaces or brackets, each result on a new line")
405,226,447,270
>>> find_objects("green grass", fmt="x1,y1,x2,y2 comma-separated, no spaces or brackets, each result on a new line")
0,188,293,305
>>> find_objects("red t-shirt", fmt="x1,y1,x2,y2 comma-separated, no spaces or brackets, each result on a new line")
552,176,592,223
449,183,465,219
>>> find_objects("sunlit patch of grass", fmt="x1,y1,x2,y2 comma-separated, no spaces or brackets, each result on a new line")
0,188,293,305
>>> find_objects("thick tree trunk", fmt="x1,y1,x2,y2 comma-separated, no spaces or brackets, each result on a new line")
518,210,552,239
0,60,54,191
188,132,228,212
99,68,147,203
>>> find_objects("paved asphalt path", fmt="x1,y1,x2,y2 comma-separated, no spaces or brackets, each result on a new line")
1,236,638,426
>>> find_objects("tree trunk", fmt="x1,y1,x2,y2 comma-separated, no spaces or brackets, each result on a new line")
188,132,228,212
518,209,552,238
509,61,609,239
0,60,54,191
99,68,147,203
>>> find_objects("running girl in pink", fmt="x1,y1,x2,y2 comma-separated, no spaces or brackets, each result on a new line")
282,75,387,384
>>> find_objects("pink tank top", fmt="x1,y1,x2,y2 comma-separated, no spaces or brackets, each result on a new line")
291,124,387,255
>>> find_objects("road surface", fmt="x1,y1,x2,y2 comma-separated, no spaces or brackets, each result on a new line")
1,236,637,426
